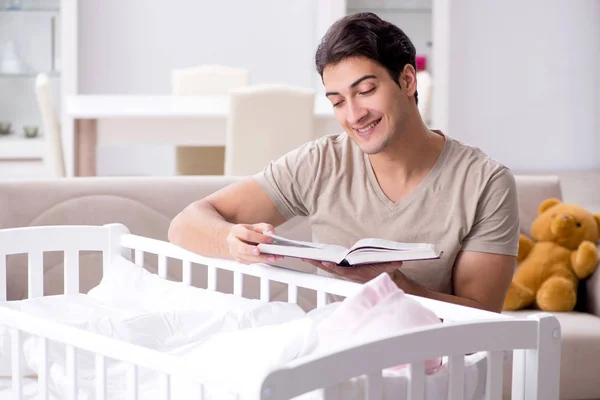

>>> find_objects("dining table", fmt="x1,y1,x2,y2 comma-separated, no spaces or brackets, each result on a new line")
63,94,339,177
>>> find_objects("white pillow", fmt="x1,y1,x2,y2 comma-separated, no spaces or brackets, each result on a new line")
88,255,266,314
0,294,132,377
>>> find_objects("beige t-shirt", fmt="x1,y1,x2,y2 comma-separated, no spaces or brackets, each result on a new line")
254,132,519,295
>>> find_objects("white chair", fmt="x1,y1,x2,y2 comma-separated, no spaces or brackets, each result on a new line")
35,73,65,177
224,84,315,176
172,65,249,175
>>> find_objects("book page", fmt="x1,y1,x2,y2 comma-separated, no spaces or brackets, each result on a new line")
258,243,345,263
262,233,349,259
348,238,435,253
264,233,321,248
265,233,349,253
346,247,441,265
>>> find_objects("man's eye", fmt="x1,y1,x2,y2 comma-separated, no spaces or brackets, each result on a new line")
333,100,345,107
360,88,375,95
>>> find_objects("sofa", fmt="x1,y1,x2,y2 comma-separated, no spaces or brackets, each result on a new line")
1,174,599,399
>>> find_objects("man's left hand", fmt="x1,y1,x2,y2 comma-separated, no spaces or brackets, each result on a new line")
301,259,403,284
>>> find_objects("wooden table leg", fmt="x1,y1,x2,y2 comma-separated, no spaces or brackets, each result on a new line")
74,119,97,177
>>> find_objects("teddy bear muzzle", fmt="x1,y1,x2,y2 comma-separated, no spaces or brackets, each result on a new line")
550,214,578,236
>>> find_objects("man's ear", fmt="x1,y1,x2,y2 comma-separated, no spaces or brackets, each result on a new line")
400,64,417,96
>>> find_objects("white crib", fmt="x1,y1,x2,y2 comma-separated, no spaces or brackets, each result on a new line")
0,224,560,400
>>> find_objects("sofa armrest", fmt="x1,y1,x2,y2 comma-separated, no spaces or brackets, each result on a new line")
582,244,600,316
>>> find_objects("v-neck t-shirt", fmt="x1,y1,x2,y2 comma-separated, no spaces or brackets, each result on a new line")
253,132,519,295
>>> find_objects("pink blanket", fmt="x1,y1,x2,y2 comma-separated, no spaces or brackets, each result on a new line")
316,272,443,373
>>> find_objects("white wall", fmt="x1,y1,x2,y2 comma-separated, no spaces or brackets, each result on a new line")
432,0,600,172
0,10,60,140
78,0,600,175
76,0,321,175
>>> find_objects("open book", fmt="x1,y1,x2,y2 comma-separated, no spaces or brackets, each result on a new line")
257,233,442,266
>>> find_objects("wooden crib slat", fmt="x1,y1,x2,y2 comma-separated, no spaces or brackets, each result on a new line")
134,249,144,266
39,337,49,400
96,354,106,400
408,361,425,400
288,284,298,304
64,249,79,294
127,363,139,400
317,291,327,308
233,271,243,297
485,351,503,400
182,260,192,286
0,254,6,301
448,355,465,400
260,277,270,301
158,255,167,279
11,329,22,400
66,345,77,400
207,265,217,291
366,371,383,399
511,350,526,400
28,251,43,298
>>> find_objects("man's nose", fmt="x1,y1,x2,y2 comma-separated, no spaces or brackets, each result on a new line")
346,101,368,125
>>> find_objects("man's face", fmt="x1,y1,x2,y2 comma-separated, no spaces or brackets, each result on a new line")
323,56,413,155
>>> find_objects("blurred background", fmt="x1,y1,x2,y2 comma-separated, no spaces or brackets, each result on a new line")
0,0,598,178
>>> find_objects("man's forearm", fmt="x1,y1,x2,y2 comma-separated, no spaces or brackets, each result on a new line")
168,201,234,260
391,271,492,312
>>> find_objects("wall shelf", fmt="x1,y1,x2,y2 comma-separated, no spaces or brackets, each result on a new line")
0,71,60,78
0,136,45,159
0,7,59,12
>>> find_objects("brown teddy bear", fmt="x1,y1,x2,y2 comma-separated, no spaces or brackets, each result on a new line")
503,198,600,312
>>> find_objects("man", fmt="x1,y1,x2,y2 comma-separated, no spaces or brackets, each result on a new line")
168,13,519,313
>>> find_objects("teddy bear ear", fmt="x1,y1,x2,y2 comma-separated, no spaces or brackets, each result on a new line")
538,198,561,215
595,214,600,233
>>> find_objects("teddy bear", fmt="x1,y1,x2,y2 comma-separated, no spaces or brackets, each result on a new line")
503,198,600,312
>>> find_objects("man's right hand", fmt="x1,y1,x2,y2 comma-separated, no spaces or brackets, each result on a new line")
226,223,285,264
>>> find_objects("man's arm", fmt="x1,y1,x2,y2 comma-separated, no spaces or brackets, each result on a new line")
312,251,515,313
168,178,286,261
315,165,519,312
392,251,516,313
400,166,518,312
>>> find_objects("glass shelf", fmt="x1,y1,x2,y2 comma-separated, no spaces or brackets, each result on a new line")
0,71,60,78
0,6,59,12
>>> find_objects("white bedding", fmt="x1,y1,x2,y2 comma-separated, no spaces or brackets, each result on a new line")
0,256,489,400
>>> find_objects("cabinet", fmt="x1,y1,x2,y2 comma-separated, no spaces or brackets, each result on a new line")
345,0,434,125
346,0,433,59
0,0,76,177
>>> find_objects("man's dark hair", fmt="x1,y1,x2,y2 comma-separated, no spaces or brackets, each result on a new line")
315,12,418,104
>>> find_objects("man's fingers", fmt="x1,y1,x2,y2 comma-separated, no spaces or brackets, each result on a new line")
302,259,341,276
235,241,261,256
301,258,328,270
252,223,275,235
300,258,321,267
240,228,274,245
231,225,273,245
380,262,403,273
236,240,284,262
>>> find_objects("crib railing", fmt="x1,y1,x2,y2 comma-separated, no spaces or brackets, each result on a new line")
260,313,560,400
119,225,363,307
0,224,561,400
0,305,209,400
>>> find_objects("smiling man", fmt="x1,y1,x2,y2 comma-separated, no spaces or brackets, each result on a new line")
168,13,520,313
